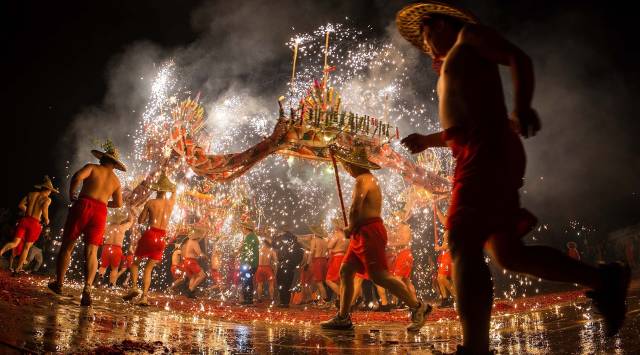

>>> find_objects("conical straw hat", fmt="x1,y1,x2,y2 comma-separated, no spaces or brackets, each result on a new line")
91,139,127,172
34,175,59,194
332,144,381,170
150,172,177,193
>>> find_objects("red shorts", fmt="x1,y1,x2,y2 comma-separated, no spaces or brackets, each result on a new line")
62,197,108,246
300,267,312,286
343,217,388,278
100,244,122,269
311,257,328,282
15,216,42,244
437,251,452,277
210,268,222,283
121,253,134,269
135,227,167,261
255,265,275,283
325,253,344,282
392,249,414,278
444,125,537,250
171,264,184,280
182,258,202,277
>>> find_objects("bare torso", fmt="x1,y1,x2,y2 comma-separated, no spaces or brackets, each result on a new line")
438,38,509,131
350,173,382,225
210,252,221,269
142,197,175,230
328,229,349,254
23,191,50,222
259,245,275,266
311,237,328,258
103,221,132,246
183,239,203,259
171,249,182,266
78,164,121,204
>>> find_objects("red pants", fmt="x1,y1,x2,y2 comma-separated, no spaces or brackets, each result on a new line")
121,253,134,269
171,264,184,280
444,125,537,250
182,258,202,277
325,253,344,282
255,265,275,283
343,217,388,278
392,249,414,278
15,216,42,243
437,251,452,278
311,257,328,282
100,244,122,269
135,227,167,261
63,197,107,246
210,269,222,283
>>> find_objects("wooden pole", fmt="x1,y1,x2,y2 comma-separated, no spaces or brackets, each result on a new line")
329,149,348,229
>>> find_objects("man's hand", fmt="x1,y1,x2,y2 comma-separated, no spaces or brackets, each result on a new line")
511,107,541,138
401,133,430,154
70,192,79,202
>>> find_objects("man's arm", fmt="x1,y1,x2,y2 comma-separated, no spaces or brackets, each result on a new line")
17,196,27,212
459,24,540,137
194,241,205,258
138,202,149,225
108,182,123,208
308,238,316,262
42,198,51,225
434,202,447,226
69,164,93,201
327,235,338,249
401,132,447,154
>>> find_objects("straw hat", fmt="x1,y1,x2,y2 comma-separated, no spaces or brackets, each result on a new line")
332,144,381,171
396,1,478,56
91,139,127,172
150,172,177,193
189,220,209,239
107,208,129,224
34,175,59,194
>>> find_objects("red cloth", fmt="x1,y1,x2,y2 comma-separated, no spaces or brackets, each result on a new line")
255,265,275,283
62,197,108,246
135,227,167,261
182,257,202,277
121,253,134,269
443,125,537,247
567,249,581,260
14,216,42,244
311,257,328,282
392,248,414,278
100,244,122,269
437,250,452,277
325,253,344,282
171,264,184,280
343,217,389,278
300,266,312,286
210,268,222,283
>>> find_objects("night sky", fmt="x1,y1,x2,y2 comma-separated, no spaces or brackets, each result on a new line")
3,1,639,235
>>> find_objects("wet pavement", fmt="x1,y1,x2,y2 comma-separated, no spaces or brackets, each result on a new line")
0,271,639,354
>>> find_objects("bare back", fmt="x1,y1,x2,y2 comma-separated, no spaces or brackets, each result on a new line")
350,173,382,225
328,229,349,254
311,237,328,258
438,32,509,130
23,191,51,222
77,164,122,205
259,245,275,266
141,197,175,230
184,239,203,259
103,220,133,246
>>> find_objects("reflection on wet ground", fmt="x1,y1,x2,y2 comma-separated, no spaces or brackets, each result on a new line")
0,272,638,354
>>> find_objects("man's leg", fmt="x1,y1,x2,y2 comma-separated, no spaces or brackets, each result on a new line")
488,234,600,289
15,242,34,271
450,232,493,354
55,238,77,286
375,285,389,306
256,280,264,300
0,238,20,257
189,271,205,291
141,260,158,298
109,267,119,286
268,278,276,301
326,279,339,295
338,263,357,317
369,270,418,309
437,274,450,299
315,281,328,301
85,244,99,287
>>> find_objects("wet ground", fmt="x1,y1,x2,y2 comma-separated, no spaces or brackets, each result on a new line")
0,271,639,354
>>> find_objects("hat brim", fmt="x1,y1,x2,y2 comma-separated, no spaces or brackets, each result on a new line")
335,154,381,170
396,1,478,55
34,184,59,194
149,183,176,193
91,150,127,172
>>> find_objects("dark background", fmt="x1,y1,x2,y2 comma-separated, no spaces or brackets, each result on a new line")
2,1,639,236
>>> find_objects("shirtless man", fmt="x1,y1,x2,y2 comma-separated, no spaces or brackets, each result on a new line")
1,176,57,274
123,172,176,305
321,146,431,331
181,225,207,298
255,238,277,302
169,241,186,290
397,3,630,352
433,200,455,308
49,144,125,307
388,211,417,306
325,219,349,298
97,210,134,287
308,225,329,303
209,246,222,291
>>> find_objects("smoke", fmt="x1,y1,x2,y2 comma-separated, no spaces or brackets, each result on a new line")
60,0,638,236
